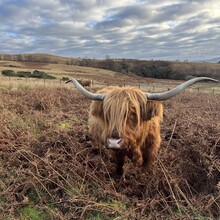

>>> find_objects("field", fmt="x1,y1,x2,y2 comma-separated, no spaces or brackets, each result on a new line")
0,60,220,94
0,61,220,219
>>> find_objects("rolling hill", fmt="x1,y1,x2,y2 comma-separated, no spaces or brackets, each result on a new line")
0,53,220,80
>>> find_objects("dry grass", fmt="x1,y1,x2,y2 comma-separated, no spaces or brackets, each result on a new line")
1,60,220,95
0,82,219,219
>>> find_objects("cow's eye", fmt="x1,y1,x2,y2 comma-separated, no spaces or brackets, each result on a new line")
129,112,137,121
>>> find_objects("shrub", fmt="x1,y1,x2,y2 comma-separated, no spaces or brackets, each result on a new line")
32,70,56,79
1,69,16,76
1,69,56,79
16,71,32,77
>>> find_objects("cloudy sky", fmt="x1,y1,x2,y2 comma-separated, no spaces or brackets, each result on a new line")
0,0,220,61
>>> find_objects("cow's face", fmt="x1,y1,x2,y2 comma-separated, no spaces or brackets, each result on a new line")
102,88,148,149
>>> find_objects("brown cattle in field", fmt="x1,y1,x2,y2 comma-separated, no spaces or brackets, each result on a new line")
77,79,92,87
66,77,218,175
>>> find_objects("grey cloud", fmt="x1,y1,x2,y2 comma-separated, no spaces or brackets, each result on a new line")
108,4,152,20
0,0,219,60
150,2,201,23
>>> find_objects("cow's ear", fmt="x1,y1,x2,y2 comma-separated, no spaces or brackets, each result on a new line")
143,101,163,121
90,101,104,118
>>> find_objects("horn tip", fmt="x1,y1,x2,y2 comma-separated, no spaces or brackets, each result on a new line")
204,77,219,83
65,79,76,84
65,80,71,84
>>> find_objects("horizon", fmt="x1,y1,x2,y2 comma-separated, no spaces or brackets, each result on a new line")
1,52,220,63
1,0,220,61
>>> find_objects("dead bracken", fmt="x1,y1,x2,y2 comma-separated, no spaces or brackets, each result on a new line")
0,86,220,219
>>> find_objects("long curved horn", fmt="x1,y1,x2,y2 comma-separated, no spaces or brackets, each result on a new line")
146,77,219,101
66,78,105,101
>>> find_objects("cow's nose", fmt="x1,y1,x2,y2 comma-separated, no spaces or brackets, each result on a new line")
112,130,120,139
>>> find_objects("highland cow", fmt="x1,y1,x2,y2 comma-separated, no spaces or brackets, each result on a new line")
66,77,218,175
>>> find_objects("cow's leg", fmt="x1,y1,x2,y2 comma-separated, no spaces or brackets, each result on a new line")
142,133,161,172
132,145,143,167
142,146,158,172
114,151,126,176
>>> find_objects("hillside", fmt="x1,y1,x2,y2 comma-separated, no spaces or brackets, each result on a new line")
0,53,77,64
0,53,220,80
203,57,220,63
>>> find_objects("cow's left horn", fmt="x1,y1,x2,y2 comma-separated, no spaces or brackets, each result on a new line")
66,79,105,101
146,77,219,101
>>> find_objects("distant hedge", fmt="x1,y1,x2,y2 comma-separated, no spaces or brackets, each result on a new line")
1,69,56,79
16,71,32,77
2,69,16,76
32,70,56,79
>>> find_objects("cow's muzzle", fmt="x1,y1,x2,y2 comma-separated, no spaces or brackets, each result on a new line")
106,138,122,149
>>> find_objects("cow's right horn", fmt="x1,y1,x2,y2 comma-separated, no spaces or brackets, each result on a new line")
66,79,105,101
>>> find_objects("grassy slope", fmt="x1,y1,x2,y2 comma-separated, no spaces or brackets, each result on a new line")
0,60,137,83
1,53,220,80
0,60,219,94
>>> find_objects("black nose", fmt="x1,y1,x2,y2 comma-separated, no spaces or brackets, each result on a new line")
112,130,120,139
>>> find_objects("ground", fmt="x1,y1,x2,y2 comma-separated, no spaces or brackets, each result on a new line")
0,81,219,219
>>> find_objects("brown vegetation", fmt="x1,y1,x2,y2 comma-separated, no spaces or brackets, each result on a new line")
0,83,219,219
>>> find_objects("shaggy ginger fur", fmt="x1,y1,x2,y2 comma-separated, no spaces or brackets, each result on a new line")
89,86,163,175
